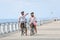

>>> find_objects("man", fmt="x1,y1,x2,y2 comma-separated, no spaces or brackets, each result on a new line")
18,11,28,36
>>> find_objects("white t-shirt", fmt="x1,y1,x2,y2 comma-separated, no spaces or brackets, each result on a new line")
29,17,36,24
19,15,26,23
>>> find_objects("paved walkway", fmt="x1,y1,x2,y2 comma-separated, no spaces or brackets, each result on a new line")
0,21,60,40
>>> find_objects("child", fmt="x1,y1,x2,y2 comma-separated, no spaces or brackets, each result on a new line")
29,12,37,35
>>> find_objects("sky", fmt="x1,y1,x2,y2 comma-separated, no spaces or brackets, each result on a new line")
0,0,60,20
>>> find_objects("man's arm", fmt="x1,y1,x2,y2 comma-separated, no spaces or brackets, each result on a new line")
24,13,28,16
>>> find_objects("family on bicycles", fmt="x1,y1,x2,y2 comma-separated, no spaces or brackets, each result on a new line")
18,11,37,36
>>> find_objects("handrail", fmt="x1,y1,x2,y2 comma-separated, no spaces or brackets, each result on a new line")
0,19,60,35
0,22,19,35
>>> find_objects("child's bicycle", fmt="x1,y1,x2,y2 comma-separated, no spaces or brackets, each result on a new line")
21,23,27,36
30,23,35,36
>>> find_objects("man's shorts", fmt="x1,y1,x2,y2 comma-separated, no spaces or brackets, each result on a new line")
21,23,26,29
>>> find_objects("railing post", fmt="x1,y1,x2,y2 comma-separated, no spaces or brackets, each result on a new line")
11,22,13,32
9,23,12,32
4,23,8,33
1,23,5,34
0,24,3,34
16,22,19,31
0,24,1,34
13,22,16,31
15,22,17,31
3,23,5,34
6,23,10,33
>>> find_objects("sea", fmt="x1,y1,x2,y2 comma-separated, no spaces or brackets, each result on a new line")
0,19,18,23
0,18,54,25
0,19,40,23
0,19,41,26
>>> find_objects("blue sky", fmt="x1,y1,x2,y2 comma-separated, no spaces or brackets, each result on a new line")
0,0,60,20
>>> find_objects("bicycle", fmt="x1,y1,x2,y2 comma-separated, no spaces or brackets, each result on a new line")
21,23,27,36
30,23,35,36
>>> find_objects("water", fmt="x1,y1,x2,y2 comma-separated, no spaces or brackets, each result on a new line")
0,19,18,23
0,19,33,23
0,19,53,26
0,18,51,23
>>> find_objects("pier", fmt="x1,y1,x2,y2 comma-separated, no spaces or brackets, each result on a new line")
0,19,60,40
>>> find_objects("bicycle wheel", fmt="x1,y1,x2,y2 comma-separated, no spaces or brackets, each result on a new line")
30,23,35,36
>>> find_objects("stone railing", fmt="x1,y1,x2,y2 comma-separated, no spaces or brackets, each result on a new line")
38,19,57,26
0,19,60,35
0,22,19,35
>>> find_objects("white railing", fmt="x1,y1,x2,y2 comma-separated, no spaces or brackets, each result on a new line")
39,19,57,26
0,19,59,35
0,22,19,35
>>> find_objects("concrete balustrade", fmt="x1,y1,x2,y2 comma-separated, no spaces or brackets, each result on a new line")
0,19,59,35
40,19,55,25
0,22,19,35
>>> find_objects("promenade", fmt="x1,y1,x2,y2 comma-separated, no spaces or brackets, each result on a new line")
0,21,60,40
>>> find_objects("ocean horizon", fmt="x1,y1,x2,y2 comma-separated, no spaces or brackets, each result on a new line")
0,19,18,23
0,19,40,23
0,18,59,23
